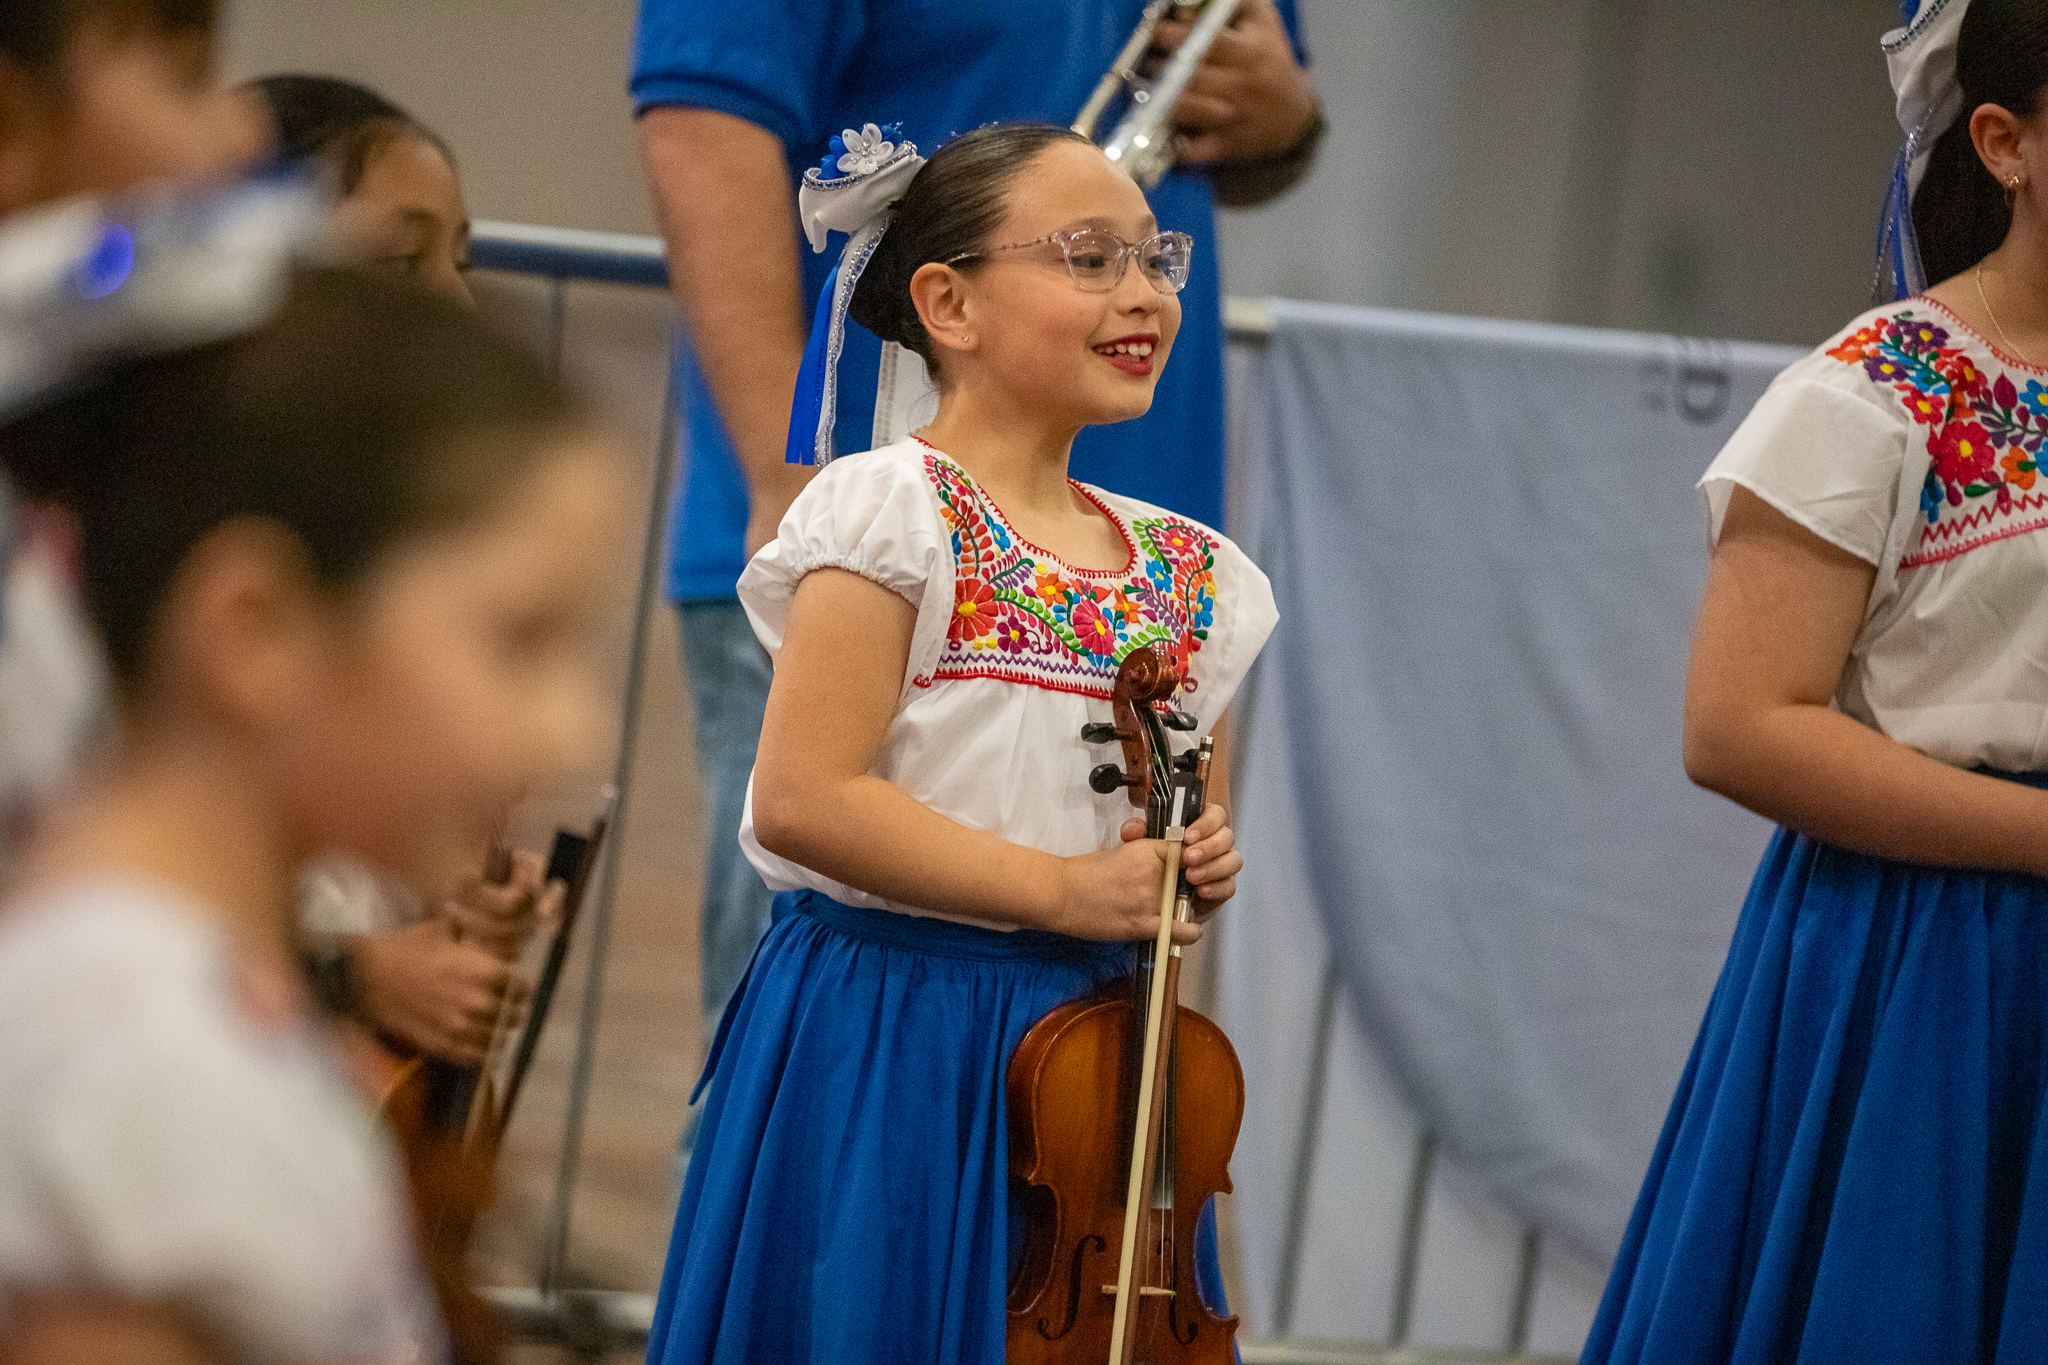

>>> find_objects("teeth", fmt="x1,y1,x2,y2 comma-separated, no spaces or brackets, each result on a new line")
1098,341,1154,357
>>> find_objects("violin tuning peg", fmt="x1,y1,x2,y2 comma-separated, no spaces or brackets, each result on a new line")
1080,722,1124,744
1174,750,1199,774
1162,709,1199,732
1089,763,1133,794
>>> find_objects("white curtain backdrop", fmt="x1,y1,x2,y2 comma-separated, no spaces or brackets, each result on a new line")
1218,300,1804,1352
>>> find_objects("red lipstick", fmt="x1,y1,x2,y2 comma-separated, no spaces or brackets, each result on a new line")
1093,332,1160,377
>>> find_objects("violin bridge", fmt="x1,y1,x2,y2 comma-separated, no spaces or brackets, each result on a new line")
1099,1285,1176,1297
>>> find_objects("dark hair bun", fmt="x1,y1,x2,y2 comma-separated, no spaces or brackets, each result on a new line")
1913,0,2048,283
847,122,1090,378
848,228,925,353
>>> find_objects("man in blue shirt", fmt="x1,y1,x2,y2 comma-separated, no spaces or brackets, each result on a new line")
631,0,1318,1100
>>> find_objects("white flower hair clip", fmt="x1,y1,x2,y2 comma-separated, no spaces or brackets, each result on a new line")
788,121,926,467
834,123,898,177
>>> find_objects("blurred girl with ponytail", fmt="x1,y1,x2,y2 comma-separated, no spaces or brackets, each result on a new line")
0,263,620,1364
1588,3,2048,1359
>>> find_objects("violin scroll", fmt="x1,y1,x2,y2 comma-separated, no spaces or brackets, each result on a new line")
1080,644,1183,809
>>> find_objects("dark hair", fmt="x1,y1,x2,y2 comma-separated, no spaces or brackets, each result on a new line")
249,74,451,196
0,266,574,685
1913,0,2048,282
848,122,1091,378
0,0,214,74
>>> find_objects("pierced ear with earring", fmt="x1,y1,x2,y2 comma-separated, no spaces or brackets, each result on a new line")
2009,172,2026,209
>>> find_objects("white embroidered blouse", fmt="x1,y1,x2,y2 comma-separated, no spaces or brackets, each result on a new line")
1703,297,2048,772
737,438,1279,925
0,880,439,1362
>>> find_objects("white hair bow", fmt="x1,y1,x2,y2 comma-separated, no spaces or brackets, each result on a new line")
1875,0,1969,300
786,123,926,467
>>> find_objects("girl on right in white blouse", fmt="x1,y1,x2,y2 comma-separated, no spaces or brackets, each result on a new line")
1588,3,2048,1361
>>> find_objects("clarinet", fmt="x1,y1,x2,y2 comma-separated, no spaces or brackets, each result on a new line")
1072,1,1242,189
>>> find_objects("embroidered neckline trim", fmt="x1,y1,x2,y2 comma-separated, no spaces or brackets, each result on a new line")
1914,294,2048,377
911,435,1137,578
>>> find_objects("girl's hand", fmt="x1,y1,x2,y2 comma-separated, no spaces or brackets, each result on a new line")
1174,802,1242,916
353,922,527,1064
436,846,560,960
1055,836,1200,945
1052,801,1243,942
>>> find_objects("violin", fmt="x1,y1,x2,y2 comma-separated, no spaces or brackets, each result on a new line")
345,797,611,1365
1007,644,1244,1365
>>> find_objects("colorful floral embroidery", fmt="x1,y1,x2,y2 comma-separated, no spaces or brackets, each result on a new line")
922,449,1218,698
1825,307,2048,567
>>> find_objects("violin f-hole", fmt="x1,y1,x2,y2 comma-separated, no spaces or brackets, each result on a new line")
1039,1233,1108,1341
1167,1246,1200,1346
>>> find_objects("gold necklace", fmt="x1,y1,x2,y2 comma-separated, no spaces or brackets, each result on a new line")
1976,263,2039,366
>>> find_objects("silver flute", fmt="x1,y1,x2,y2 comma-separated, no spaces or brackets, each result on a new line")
1073,0,1241,189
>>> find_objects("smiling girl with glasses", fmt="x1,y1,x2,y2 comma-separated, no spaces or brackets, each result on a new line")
645,122,1277,1365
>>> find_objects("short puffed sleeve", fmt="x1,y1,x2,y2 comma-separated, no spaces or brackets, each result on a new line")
1699,327,1912,567
738,442,949,663
1184,533,1278,728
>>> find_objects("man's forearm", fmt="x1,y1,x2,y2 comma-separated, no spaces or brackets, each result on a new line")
639,107,815,550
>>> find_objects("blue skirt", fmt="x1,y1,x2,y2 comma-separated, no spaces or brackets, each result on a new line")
1585,807,2048,1363
646,889,1233,1364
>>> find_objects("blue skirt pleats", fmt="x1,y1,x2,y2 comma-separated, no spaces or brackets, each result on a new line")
1585,816,2048,1363
646,889,1230,1365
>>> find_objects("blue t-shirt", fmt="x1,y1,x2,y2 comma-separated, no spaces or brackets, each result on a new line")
632,0,1306,601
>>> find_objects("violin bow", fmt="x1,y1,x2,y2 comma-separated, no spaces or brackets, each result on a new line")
491,786,615,1145
1087,643,1212,1365
457,823,521,1148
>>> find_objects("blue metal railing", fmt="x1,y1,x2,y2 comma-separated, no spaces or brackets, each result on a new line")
467,220,1275,340
469,219,669,290
467,222,673,1333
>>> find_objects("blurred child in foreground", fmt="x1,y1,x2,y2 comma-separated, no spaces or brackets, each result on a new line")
0,261,621,1362
0,0,262,860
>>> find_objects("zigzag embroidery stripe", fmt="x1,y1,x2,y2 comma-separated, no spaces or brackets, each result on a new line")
926,663,1121,701
1902,507,2048,568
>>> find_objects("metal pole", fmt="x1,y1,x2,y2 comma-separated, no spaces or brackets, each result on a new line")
1507,1227,1542,1356
547,275,569,378
1387,1127,1436,1347
1272,960,1340,1336
540,332,680,1294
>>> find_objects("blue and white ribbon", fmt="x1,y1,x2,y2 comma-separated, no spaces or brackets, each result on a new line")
1874,113,1934,303
1874,0,1968,300
786,123,925,466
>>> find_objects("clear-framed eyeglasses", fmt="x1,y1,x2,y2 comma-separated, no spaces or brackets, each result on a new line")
946,227,1194,295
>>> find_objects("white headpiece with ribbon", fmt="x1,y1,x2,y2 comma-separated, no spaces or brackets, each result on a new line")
786,123,925,467
0,173,328,422
1875,0,1971,300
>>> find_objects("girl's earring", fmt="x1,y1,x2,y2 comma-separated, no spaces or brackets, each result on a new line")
2009,173,2026,209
